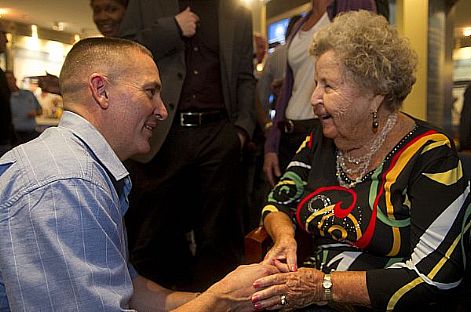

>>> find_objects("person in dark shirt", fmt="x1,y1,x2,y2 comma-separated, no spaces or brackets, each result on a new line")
119,0,256,291
0,23,14,156
459,84,471,151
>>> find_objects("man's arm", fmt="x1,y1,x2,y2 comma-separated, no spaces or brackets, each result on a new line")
130,275,199,311
119,0,194,61
173,264,279,312
130,264,279,311
233,8,257,140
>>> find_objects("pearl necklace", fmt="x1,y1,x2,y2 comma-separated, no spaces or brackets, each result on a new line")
336,113,398,188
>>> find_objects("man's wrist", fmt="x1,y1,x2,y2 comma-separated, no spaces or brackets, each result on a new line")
173,17,183,37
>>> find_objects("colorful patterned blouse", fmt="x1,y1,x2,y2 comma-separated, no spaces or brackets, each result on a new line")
262,118,471,311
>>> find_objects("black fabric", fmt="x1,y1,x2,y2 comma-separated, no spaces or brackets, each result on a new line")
124,119,244,291
278,119,322,173
0,68,13,147
459,84,471,151
177,0,224,112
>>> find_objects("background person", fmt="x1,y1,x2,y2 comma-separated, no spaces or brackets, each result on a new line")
459,83,471,152
32,0,129,96
263,0,379,188
90,0,128,37
5,70,42,144
252,11,470,311
0,23,14,156
263,0,330,187
119,0,256,292
0,37,277,311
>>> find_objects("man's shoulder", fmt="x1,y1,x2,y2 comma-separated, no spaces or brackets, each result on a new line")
0,128,106,195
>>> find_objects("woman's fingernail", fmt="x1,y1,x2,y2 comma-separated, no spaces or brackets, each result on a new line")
253,281,260,288
254,302,263,310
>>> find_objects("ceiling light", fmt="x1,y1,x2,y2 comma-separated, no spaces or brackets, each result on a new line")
464,27,471,37
52,22,65,31
0,8,8,18
31,24,38,39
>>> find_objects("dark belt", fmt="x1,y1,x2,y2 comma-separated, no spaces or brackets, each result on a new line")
277,118,318,134
178,110,226,127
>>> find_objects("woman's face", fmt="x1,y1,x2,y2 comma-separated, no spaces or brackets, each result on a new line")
91,0,126,37
311,50,378,148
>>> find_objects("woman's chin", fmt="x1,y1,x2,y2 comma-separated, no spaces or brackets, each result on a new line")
321,125,337,139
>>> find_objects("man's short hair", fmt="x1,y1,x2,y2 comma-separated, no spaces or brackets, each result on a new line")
59,37,152,97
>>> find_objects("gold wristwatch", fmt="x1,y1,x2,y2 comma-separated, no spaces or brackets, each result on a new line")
322,273,333,302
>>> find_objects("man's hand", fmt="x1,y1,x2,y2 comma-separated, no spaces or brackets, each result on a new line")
175,7,200,37
174,263,279,312
263,152,281,187
205,264,280,311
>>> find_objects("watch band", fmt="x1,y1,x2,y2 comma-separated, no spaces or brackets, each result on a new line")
322,273,333,302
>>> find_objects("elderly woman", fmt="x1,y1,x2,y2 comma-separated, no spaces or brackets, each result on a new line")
251,11,470,311
90,0,128,37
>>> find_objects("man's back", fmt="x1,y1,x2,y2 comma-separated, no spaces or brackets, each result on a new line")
0,112,134,311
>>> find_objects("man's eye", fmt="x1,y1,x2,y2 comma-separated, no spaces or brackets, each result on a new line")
146,88,156,98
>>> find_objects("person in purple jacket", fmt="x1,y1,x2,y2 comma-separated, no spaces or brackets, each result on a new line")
263,0,379,187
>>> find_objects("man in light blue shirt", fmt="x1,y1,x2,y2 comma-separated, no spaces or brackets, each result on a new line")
0,37,277,311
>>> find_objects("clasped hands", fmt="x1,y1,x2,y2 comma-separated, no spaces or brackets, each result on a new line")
250,236,326,311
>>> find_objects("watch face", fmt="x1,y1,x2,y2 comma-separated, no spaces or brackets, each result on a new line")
323,279,332,288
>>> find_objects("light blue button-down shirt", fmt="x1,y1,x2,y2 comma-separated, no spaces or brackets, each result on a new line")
0,111,136,311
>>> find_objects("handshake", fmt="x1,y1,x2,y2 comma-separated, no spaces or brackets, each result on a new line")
182,257,319,312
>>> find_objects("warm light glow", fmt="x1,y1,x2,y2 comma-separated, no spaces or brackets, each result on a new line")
74,34,80,43
31,25,38,39
52,22,65,31
453,47,471,60
46,41,66,62
0,8,8,17
464,27,471,37
256,63,264,72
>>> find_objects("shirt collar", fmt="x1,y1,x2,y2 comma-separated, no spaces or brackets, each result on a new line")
58,111,129,182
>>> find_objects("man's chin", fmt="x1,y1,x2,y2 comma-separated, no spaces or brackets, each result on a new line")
132,144,151,157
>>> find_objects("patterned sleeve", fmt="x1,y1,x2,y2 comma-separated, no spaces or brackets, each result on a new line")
0,179,134,310
367,134,471,310
262,132,317,222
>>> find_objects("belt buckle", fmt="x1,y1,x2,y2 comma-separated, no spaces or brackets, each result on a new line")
180,112,202,127
284,120,294,133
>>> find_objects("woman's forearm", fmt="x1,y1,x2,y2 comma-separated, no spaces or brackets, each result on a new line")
264,211,295,242
330,271,371,307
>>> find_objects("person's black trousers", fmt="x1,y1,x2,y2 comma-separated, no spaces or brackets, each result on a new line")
125,118,245,291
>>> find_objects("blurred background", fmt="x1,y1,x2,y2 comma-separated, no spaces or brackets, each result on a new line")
0,0,470,134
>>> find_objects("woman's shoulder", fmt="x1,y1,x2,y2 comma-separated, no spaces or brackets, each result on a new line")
402,113,454,144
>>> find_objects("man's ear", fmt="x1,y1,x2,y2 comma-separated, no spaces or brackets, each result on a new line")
89,73,109,109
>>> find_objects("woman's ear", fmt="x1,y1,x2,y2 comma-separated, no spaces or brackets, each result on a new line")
89,73,109,109
372,94,385,112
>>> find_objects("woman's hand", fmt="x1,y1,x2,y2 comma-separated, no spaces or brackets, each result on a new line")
263,234,298,273
251,268,325,311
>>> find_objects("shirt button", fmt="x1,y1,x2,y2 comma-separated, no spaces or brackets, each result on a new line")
193,70,199,75
193,46,199,52
192,94,197,99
